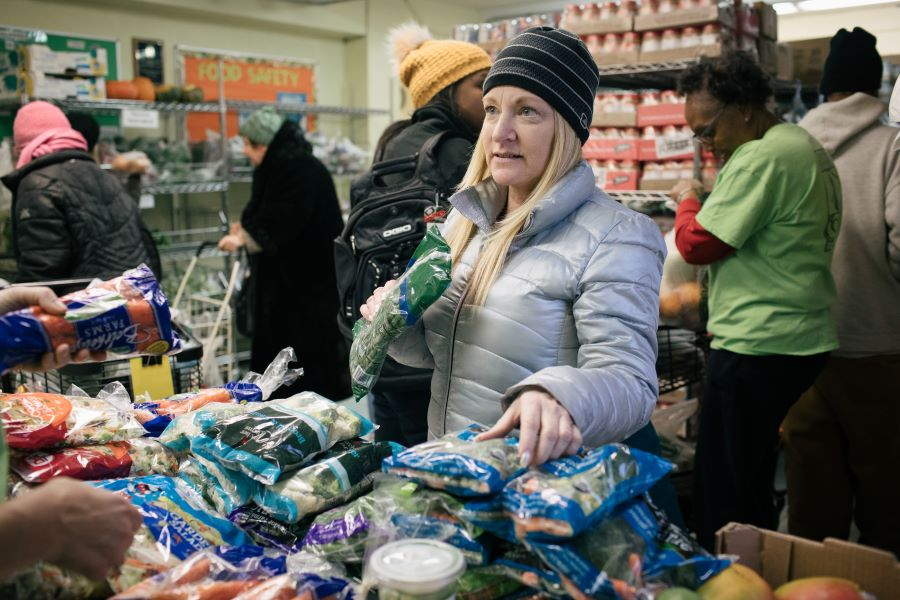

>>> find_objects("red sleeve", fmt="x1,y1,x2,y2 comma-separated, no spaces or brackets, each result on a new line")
674,197,736,265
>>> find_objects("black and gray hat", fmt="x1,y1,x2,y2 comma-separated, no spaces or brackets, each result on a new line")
483,27,599,144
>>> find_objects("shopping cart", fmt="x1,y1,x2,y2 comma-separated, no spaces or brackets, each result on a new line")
171,241,241,387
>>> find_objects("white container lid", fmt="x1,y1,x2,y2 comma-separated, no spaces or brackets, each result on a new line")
369,539,466,595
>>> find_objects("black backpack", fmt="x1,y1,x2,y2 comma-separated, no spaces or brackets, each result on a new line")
333,131,458,342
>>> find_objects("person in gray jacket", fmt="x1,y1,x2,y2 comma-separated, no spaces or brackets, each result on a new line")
362,27,665,468
785,27,900,557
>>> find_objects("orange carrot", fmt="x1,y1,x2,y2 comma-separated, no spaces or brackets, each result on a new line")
125,300,162,352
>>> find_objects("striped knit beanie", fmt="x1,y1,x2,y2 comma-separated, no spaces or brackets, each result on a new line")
390,23,493,110
484,27,599,144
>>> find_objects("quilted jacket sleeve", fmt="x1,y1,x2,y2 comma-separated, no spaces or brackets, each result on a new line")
14,175,73,282
503,212,665,446
387,318,435,369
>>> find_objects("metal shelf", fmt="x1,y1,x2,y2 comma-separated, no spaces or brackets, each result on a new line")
599,60,697,90
609,190,671,203
0,97,388,116
142,181,229,195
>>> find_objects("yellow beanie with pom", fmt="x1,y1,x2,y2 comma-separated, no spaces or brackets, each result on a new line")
389,23,492,110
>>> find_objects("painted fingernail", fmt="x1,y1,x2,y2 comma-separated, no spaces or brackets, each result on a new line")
520,451,531,467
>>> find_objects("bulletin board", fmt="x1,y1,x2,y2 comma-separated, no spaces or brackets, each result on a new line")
177,47,316,142
0,25,121,138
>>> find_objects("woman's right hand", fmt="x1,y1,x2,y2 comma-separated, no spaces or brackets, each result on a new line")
359,280,397,322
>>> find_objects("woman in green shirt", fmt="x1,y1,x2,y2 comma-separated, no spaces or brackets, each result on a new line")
669,51,842,549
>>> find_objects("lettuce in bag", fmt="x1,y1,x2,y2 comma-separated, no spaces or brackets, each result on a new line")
12,438,178,483
529,496,732,598
254,439,399,523
178,454,259,516
0,382,145,450
382,425,524,497
189,392,374,485
135,346,302,436
349,225,452,401
228,504,313,553
92,475,252,593
0,264,180,371
502,444,673,541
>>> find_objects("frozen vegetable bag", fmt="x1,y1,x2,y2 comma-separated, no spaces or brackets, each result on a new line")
349,225,452,401
0,264,180,371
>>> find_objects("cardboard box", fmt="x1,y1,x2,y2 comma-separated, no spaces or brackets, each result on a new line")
592,111,638,128
18,71,106,100
566,17,634,35
737,5,761,39
601,169,640,191
758,37,778,76
634,5,735,32
776,43,794,81
637,103,687,127
584,138,640,161
592,48,641,67
638,137,694,161
788,38,830,86
754,2,778,40
19,43,108,77
717,524,900,599
639,43,724,64
639,176,680,191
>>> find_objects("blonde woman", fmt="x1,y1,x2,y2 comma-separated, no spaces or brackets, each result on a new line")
362,27,665,467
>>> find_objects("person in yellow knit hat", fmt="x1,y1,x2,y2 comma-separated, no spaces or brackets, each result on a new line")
366,23,491,448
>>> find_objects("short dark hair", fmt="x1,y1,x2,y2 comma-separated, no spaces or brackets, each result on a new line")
678,51,773,107
66,111,100,152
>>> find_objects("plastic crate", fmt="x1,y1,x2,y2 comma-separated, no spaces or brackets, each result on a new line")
656,326,708,394
15,324,203,398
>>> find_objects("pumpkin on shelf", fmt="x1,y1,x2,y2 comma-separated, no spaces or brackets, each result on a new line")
132,76,156,101
106,80,138,100
155,84,181,102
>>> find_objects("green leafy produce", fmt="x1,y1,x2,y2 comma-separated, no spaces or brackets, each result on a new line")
254,439,399,523
350,225,452,401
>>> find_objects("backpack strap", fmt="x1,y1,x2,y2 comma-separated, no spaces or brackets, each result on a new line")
413,130,469,187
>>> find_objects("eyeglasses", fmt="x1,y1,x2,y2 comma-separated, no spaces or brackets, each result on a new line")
693,106,726,144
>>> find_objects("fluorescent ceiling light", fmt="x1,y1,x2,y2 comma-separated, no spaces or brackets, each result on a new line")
773,2,799,13
775,0,897,12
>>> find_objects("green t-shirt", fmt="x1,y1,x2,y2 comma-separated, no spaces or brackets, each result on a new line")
696,123,842,356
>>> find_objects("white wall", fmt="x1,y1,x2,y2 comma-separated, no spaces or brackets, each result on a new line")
777,4,900,56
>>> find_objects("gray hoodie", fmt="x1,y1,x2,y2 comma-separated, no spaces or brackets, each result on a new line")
800,93,900,357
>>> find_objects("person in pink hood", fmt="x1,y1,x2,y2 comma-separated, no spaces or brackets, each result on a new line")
1,101,159,283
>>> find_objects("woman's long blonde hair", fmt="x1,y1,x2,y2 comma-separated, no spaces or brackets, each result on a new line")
444,111,583,306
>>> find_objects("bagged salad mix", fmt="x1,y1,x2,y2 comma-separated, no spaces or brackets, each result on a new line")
228,504,313,553
302,476,487,566
112,545,353,600
503,444,673,541
158,401,256,454
189,392,373,485
254,439,399,523
0,382,145,450
0,264,180,372
349,225,452,401
178,454,259,516
135,346,302,436
529,496,731,598
11,438,178,483
92,475,252,593
383,425,524,497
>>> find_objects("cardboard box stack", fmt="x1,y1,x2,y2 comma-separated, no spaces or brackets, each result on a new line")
585,89,719,191
0,39,108,101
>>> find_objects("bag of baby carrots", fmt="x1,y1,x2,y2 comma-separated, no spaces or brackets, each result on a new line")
0,264,180,372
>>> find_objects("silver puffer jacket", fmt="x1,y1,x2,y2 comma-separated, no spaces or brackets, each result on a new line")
389,161,665,446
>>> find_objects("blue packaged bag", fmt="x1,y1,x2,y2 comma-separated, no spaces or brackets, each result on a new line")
189,392,374,485
254,439,399,523
529,496,731,598
382,425,524,497
503,444,673,541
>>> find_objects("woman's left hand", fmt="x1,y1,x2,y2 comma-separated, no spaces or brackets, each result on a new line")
477,388,582,467
218,234,244,253
669,179,704,205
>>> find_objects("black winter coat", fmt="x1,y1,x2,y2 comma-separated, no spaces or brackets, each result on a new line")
369,103,478,392
1,150,159,284
242,120,349,399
